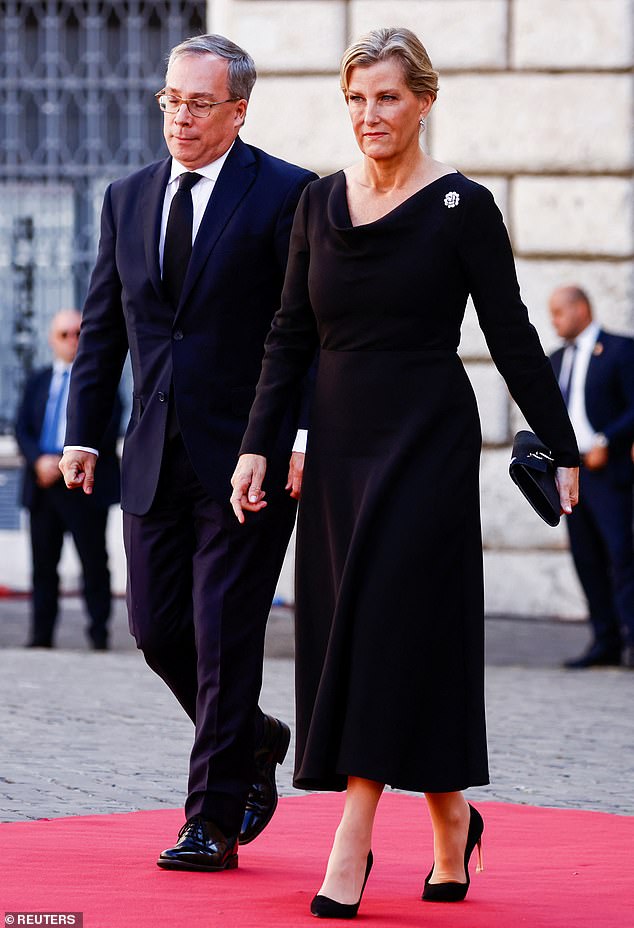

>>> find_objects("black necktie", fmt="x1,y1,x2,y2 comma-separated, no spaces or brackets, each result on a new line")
559,341,577,407
163,172,202,308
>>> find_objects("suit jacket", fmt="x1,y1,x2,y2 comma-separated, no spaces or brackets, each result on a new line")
15,366,121,510
65,138,317,515
550,329,634,484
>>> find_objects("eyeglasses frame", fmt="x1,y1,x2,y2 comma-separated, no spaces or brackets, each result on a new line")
155,90,241,118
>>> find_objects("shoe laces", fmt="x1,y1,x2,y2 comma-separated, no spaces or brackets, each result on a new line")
178,817,206,843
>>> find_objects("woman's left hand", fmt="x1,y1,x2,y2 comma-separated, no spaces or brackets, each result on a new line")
286,451,305,500
555,466,580,515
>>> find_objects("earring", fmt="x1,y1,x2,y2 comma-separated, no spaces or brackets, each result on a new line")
419,116,426,131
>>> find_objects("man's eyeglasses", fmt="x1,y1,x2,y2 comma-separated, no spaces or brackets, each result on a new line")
155,91,239,118
56,330,80,339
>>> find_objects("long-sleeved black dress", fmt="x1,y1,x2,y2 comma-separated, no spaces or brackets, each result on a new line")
240,171,579,793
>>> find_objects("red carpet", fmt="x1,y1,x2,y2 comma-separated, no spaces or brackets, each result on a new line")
1,794,632,927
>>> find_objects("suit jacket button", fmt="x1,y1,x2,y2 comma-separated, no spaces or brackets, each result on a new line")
173,330,183,341
158,392,166,402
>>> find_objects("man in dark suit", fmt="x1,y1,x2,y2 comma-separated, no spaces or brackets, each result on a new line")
59,35,316,870
15,308,121,650
549,285,634,669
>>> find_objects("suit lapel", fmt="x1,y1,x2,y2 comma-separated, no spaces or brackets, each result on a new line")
177,138,257,313
141,158,172,298
550,347,564,380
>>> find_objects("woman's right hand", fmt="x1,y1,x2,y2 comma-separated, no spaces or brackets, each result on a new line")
230,454,268,523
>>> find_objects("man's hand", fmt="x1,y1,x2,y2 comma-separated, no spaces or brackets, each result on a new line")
230,454,268,523
58,449,98,495
285,451,305,500
34,454,63,489
584,444,609,471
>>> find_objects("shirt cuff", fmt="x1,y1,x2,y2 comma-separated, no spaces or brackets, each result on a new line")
292,430,308,454
63,445,100,457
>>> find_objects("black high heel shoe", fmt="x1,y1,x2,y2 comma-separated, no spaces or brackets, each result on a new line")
310,851,374,919
422,804,484,903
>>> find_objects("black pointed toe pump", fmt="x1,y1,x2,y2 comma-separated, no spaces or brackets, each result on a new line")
311,851,374,919
422,804,484,903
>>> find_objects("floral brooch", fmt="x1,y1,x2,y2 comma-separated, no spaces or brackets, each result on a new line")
444,191,460,208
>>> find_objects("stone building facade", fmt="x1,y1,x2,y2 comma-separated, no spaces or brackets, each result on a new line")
212,0,634,617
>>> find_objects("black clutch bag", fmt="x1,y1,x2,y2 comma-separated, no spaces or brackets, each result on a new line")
509,430,561,526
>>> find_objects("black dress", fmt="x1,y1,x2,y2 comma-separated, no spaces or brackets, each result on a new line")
241,171,578,793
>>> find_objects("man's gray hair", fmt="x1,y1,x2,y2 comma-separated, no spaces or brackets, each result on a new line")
167,34,257,101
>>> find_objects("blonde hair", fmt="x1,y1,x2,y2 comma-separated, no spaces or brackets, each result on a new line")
340,27,438,100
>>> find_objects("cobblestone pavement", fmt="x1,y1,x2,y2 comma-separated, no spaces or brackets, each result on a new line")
1,598,632,822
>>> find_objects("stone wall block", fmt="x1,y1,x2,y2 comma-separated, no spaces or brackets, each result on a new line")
243,76,359,174
223,1,347,72
349,0,508,69
431,75,632,173
465,362,510,444
513,0,634,69
512,177,634,257
484,550,586,618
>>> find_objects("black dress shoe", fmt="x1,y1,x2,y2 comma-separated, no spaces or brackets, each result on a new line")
239,714,291,845
563,645,621,669
157,817,238,871
88,628,109,650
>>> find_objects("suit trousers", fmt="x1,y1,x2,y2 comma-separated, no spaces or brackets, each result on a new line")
566,467,634,650
29,481,111,647
123,434,296,836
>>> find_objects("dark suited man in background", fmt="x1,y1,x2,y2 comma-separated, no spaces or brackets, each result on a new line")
59,35,316,871
15,308,121,650
549,285,634,669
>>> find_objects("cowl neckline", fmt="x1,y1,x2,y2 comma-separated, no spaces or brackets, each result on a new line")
328,169,462,233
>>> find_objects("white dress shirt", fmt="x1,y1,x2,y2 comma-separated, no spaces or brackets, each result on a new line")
46,360,72,452
561,320,601,454
159,149,233,271
66,147,307,456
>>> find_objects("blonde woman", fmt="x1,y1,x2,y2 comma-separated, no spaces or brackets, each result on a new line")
232,27,579,918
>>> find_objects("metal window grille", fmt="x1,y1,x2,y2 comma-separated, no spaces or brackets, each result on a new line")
0,1,206,432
